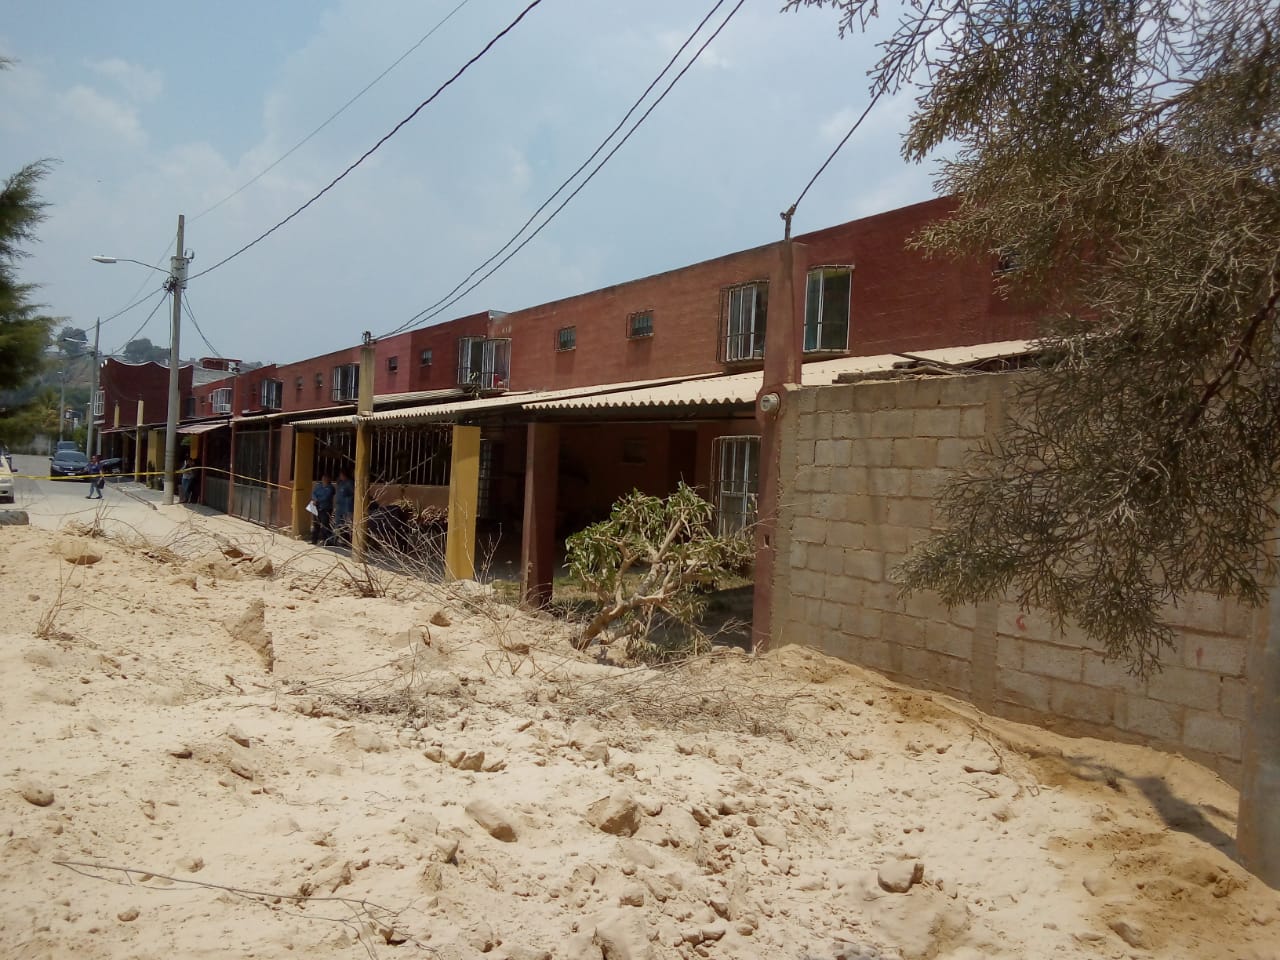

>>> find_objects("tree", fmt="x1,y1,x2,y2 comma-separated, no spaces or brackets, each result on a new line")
789,0,1280,884
565,484,753,662
122,337,168,364
0,159,54,388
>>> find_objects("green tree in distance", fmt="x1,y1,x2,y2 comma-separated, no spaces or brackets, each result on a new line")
788,0,1280,884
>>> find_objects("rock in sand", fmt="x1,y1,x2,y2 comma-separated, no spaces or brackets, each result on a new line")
466,797,518,842
877,859,924,893
586,791,643,837
18,780,55,806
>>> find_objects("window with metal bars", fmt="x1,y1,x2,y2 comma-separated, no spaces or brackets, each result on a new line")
722,282,768,362
457,337,511,390
627,310,654,339
712,435,760,536
260,379,283,410
556,326,576,352
331,363,359,402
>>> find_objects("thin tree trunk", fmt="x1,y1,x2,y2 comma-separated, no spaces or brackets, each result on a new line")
1238,533,1280,888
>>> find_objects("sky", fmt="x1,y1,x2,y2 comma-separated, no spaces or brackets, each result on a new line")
0,0,938,366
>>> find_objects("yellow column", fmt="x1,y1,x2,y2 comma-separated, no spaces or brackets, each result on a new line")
134,400,144,480
292,430,315,539
149,428,164,488
445,425,481,580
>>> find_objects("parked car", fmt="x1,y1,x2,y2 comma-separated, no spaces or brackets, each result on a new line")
55,440,81,454
0,458,13,503
0,444,13,472
49,450,91,479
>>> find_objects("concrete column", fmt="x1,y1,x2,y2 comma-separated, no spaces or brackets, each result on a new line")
227,421,237,518
445,425,482,580
352,342,376,560
292,430,315,539
520,422,560,607
134,400,144,481
751,240,809,652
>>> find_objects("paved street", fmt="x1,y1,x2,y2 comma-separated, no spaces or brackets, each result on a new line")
8,453,176,535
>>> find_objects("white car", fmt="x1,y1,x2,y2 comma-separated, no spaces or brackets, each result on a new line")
0,458,13,503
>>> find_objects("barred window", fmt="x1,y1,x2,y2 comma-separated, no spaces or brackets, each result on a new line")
712,436,760,536
722,282,767,362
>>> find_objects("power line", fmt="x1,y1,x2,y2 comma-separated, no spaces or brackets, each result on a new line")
193,0,474,222
188,0,545,283
377,0,730,339
384,0,748,336
182,295,222,359
111,290,170,358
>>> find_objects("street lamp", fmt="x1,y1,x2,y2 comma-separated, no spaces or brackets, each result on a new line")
92,214,190,505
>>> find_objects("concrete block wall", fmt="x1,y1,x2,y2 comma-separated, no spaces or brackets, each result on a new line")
772,372,1254,784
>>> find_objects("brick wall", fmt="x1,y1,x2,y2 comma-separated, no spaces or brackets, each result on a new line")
771,372,1254,784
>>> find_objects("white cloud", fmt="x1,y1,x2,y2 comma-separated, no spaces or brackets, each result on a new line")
59,85,145,146
86,57,163,102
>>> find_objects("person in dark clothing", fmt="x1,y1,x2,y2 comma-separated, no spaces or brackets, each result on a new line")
180,458,194,503
310,473,335,545
331,468,355,544
85,455,105,499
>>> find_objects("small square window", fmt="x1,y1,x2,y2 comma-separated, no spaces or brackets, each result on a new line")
387,355,399,372
556,326,576,352
315,372,324,388
420,348,433,367
627,310,653,339
295,376,303,391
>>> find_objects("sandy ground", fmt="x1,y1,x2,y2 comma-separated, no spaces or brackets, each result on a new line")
2,507,1279,960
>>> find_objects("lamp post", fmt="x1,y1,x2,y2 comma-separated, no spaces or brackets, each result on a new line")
93,214,189,504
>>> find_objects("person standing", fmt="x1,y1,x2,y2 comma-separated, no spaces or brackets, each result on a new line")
180,457,194,503
85,454,104,500
309,473,335,545
332,468,355,545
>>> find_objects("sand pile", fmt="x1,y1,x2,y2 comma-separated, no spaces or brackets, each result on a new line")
1,522,1277,959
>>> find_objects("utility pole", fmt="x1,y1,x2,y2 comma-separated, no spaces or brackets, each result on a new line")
85,317,101,457
163,215,187,505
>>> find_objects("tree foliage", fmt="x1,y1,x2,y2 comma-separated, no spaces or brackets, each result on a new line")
790,0,1280,676
565,483,753,660
0,159,54,389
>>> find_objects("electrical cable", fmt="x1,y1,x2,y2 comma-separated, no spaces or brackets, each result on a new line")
376,0,730,339
193,0,474,222
383,0,748,336
188,0,545,283
181,295,222,359
110,289,170,358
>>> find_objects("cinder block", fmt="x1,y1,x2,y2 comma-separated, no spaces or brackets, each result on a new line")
936,378,987,406
902,647,971,693
832,410,872,440
797,389,818,414
841,605,882,640
1168,594,1227,634
819,600,844,630
810,491,844,519
862,581,902,612
869,409,915,438
814,412,834,438
1223,600,1256,638
882,611,926,647
814,439,840,467
854,438,893,467
792,569,825,599
824,573,862,605
1021,641,1083,682
958,407,985,437
1183,711,1242,761
826,522,864,550
793,516,827,544
829,467,867,496
885,498,933,529
925,620,974,660
908,469,951,500
859,638,895,673
996,604,1054,643
949,604,978,629
788,540,807,571
866,468,911,498
996,636,1022,669
913,407,962,437
891,438,938,468
1220,678,1247,720
1117,696,1183,742
797,418,817,442
997,669,1050,711
797,441,816,466
865,523,910,555
1182,637,1247,677
902,589,950,622
935,438,972,468
821,547,847,575
815,388,847,414
1145,665,1221,712
843,549,886,582
1082,652,1141,691
1049,680,1114,725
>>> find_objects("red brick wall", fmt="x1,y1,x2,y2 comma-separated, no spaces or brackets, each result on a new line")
102,359,196,427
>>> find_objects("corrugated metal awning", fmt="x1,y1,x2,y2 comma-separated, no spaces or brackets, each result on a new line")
523,340,1033,413
177,420,230,435
295,374,715,429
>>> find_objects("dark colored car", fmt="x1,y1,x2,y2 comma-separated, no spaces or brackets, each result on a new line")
49,451,90,479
